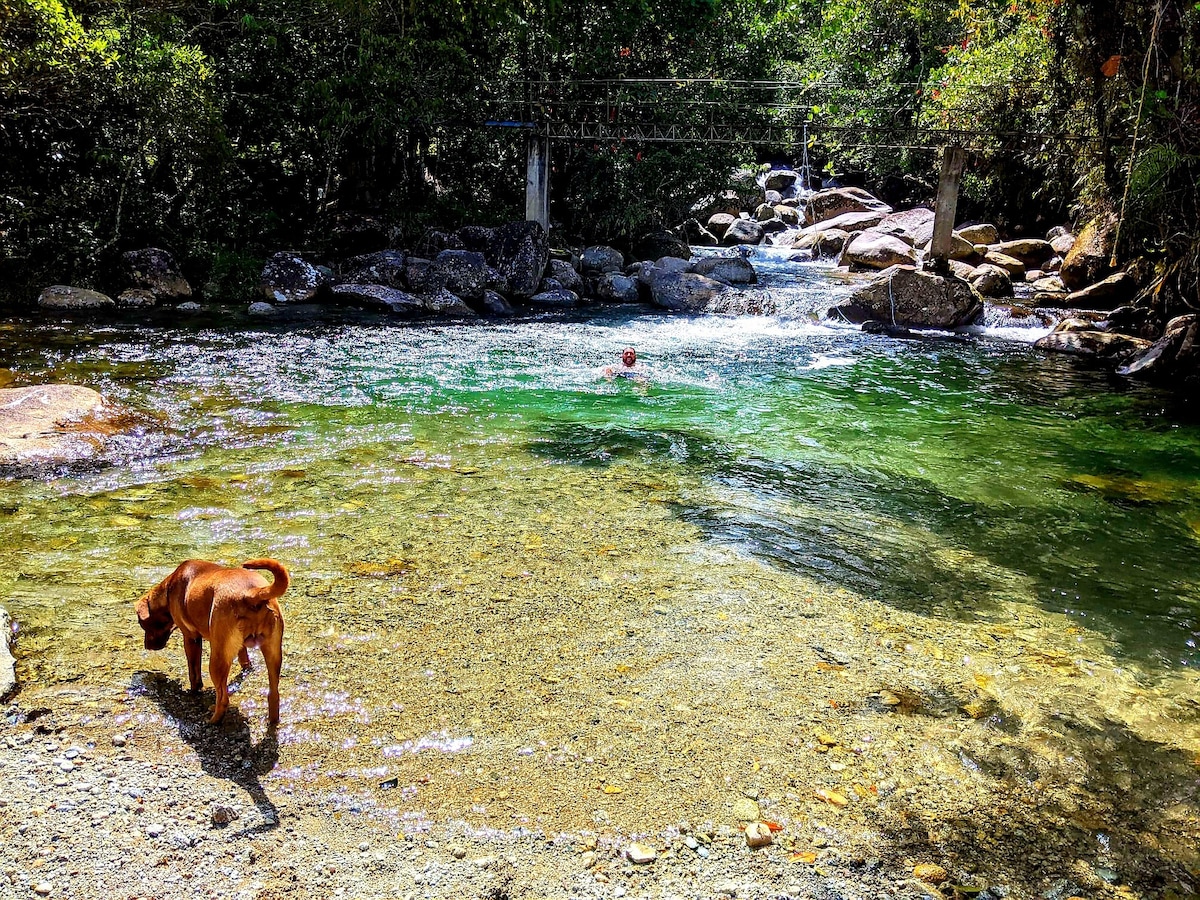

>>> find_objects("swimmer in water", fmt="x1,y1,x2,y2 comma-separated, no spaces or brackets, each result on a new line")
600,347,648,382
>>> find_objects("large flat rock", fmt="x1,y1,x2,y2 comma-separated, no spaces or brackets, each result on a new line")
0,384,109,468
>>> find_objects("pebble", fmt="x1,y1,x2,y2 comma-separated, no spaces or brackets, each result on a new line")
913,863,948,885
147,824,164,838
58,761,74,772
112,735,127,748
451,846,466,860
210,806,237,827
580,851,596,869
625,842,657,865
683,836,699,850
732,798,760,821
745,823,773,848
33,883,52,896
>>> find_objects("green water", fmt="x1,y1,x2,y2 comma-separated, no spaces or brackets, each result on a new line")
2,271,1200,678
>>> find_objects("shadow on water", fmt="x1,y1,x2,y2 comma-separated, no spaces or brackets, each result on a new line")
133,670,280,834
527,421,1200,667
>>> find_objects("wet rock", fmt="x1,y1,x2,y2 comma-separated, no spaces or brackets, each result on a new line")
1064,272,1134,308
478,289,515,316
485,221,549,298
423,288,477,317
722,219,764,246
526,288,579,308
691,256,757,286
1034,329,1151,362
801,209,886,236
120,248,192,301
0,384,116,469
430,250,501,302
582,245,625,275
754,203,778,222
593,272,641,304
1105,304,1161,340
37,285,115,310
646,271,730,312
0,607,15,700
764,169,799,193
840,232,918,270
247,301,275,316
625,842,657,864
831,265,982,329
339,250,408,288
957,223,999,245
744,823,773,848
116,289,157,308
793,229,849,259
329,284,426,316
259,253,330,304
547,259,583,294
1117,314,1200,383
706,214,737,240
968,264,1013,298
983,251,1025,276
633,230,690,262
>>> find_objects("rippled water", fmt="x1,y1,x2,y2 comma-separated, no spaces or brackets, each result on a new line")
3,256,1200,678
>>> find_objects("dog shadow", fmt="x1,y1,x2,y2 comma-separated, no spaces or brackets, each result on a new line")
132,669,281,835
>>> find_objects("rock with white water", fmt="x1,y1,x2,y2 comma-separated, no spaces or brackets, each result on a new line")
1035,329,1151,361
647,271,730,312
793,229,849,259
763,169,799,193
830,265,983,329
840,231,918,270
691,255,757,286
722,219,764,246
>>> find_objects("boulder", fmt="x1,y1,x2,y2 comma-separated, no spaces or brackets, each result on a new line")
0,606,14,699
722,219,764,245
968,264,1013,298
38,285,115,310
983,251,1025,276
414,229,464,258
875,208,935,245
680,218,719,247
430,250,500,302
760,219,789,236
775,206,800,226
1050,233,1076,256
423,288,477,317
633,230,690,262
479,290,515,316
995,239,1054,267
1035,330,1151,362
259,253,330,304
485,221,549,298
340,250,408,288
403,257,436,293
830,265,983,329
526,288,579,308
116,289,157,308
1043,255,1063,273
547,259,584,294
792,229,849,259
801,209,886,236
764,189,783,206
1065,272,1134,308
647,271,730,312
247,301,275,316
804,187,892,227
121,248,192,300
636,257,692,288
956,223,999,245
582,245,625,275
593,272,641,304
754,203,778,222
944,232,981,261
764,169,799,193
329,284,427,315
0,384,114,468
1030,275,1066,294
691,255,757,286
1117,314,1200,382
706,213,738,240
456,225,495,253
328,212,387,257
1105,305,1161,340
1060,213,1118,290
841,231,918,270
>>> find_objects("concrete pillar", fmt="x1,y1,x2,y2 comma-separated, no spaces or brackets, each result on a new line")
525,132,550,231
927,145,966,272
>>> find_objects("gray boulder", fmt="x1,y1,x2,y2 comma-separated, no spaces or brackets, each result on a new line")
247,301,276,316
876,208,936,246
329,284,427,315
633,230,690,262
479,290,515,316
431,250,501,302
424,288,477,317
485,220,549,298
706,213,737,240
116,289,157,308
691,256,757,286
722,219,764,246
403,257,436,293
582,245,625,275
841,232,918,270
967,264,1013,298
547,259,584,294
121,248,192,300
1035,330,1151,362
527,288,579,308
804,187,892,227
647,271,730,312
830,265,983,329
340,250,408,288
763,169,799,193
38,285,115,310
260,253,330,304
593,272,641,304
1117,314,1200,381
792,229,850,259
764,189,783,206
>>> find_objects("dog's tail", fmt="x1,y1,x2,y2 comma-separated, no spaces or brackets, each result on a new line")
241,559,290,606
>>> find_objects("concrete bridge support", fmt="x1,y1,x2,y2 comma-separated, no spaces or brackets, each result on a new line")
525,132,550,231
927,145,966,272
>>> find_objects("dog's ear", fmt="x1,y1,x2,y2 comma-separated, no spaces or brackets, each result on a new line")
136,595,151,624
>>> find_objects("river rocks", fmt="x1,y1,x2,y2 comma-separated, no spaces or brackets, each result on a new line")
802,209,886,236
247,301,275,316
763,169,799,193
841,232,918,270
582,245,625,275
479,290,515,316
424,288,476,317
456,224,494,253
913,864,949,885
995,238,1054,267
793,229,849,259
776,205,800,226
983,251,1026,276
485,221,549,298
37,285,115,310
547,259,584,294
1061,212,1118,290
1065,272,1133,308
340,250,408,288
706,214,737,240
1,606,15,699
1034,329,1151,361
1105,305,1161,340
876,207,935,245
593,272,641,304
967,264,1013,298
414,229,464,258
0,384,115,469
120,248,192,301
830,265,983,329
691,255,757,285
625,842,657,864
647,271,730,312
634,230,690,262
431,250,501,302
329,284,428,315
1051,232,1076,256
403,257,436,293
744,823,773,848
722,219,764,246
804,187,892,227
260,252,330,304
680,218,719,246
527,288,579,308
1117,314,1200,382
957,223,998,245
755,203,777,222
116,289,157,308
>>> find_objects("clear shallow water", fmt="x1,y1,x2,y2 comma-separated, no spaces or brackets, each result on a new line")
3,262,1200,674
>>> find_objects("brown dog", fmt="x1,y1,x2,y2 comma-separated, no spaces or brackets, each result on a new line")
135,559,288,725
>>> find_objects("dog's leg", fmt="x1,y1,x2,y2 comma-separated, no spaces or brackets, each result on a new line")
262,630,283,726
184,636,204,692
208,636,241,724
238,647,253,671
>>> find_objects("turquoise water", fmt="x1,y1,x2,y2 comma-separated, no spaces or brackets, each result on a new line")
2,261,1200,673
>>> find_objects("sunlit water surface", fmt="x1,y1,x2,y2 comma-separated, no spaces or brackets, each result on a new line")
3,257,1200,681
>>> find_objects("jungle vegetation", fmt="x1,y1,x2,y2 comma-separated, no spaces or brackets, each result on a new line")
1,0,1197,309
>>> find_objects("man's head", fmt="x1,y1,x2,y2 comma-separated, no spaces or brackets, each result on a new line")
621,347,637,367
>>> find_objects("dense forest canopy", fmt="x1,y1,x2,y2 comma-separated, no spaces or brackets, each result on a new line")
1,0,1196,309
